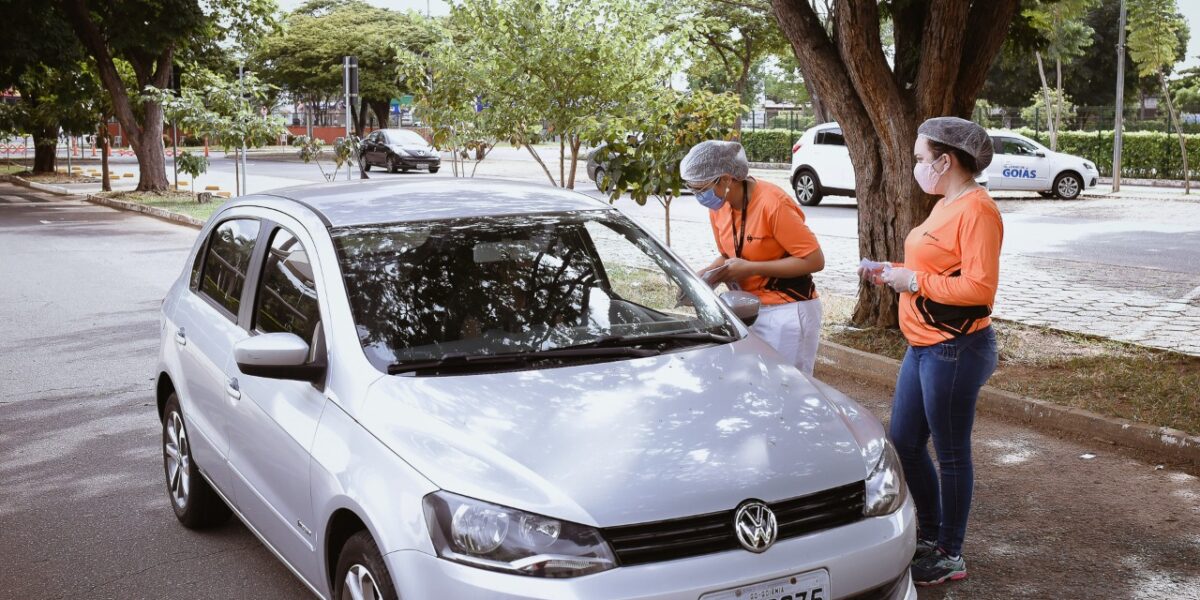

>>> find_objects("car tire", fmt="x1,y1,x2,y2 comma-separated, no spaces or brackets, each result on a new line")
387,156,399,174
429,167,439,174
1053,172,1083,200
793,169,824,206
594,167,612,192
334,531,398,600
162,394,231,529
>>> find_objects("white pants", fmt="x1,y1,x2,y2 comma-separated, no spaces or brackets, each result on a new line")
750,298,823,376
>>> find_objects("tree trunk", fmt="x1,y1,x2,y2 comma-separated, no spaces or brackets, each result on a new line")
1035,51,1056,150
559,135,566,187
772,0,1020,327
368,99,391,129
663,196,672,247
31,127,57,174
802,76,829,123
98,120,111,192
1161,72,1190,193
61,0,172,191
566,137,581,190
524,144,558,187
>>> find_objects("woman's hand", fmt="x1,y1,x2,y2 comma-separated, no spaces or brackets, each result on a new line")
718,257,757,282
698,256,728,276
858,259,886,286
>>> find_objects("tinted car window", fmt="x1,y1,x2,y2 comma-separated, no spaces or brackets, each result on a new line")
255,228,321,347
332,211,735,371
817,129,845,146
199,219,261,317
1000,137,1039,156
384,130,428,146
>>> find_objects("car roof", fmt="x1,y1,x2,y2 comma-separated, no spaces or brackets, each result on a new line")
248,177,612,228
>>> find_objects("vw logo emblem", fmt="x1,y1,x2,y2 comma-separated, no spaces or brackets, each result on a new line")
734,501,777,553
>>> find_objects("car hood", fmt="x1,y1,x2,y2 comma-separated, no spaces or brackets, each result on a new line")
358,337,869,527
393,144,436,156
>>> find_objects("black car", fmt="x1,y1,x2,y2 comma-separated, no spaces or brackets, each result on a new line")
360,128,441,174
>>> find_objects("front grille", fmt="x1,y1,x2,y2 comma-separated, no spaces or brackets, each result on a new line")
601,481,865,566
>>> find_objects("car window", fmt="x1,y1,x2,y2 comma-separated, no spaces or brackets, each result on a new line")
332,211,735,372
198,219,261,318
254,228,321,347
1000,137,1040,156
385,130,427,146
816,129,845,146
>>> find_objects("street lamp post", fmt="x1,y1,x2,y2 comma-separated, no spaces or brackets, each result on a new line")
1112,0,1127,193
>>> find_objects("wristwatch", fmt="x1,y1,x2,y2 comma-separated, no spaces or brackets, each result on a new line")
907,273,919,294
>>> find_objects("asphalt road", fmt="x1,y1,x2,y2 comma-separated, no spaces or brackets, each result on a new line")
0,185,306,599
2,183,1198,599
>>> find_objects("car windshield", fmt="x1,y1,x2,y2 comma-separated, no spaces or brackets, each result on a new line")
385,130,427,146
332,210,737,373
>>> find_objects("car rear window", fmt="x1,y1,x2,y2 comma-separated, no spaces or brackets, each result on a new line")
816,129,845,146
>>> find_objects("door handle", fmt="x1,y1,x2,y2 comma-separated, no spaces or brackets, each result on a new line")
174,327,187,346
226,377,241,401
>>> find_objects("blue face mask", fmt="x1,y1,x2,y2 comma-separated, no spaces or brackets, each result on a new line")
696,185,725,210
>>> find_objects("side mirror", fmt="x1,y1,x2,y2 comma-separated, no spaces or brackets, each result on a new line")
234,332,325,382
1034,151,1046,157
720,290,761,327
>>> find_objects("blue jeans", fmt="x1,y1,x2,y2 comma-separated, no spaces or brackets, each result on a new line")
889,326,998,557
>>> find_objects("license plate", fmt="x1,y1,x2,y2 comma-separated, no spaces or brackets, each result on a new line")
699,570,830,600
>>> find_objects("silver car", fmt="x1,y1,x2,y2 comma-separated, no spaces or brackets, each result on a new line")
156,178,916,599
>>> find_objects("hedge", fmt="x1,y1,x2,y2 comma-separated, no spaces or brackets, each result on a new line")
740,129,798,163
742,126,1200,180
1016,128,1200,180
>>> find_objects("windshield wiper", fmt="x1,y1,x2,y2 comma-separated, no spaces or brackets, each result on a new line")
387,346,661,375
563,330,737,351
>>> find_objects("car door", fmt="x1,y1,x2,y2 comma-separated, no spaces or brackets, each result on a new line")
817,128,854,191
991,136,1051,191
363,131,380,165
171,217,262,501
224,218,328,582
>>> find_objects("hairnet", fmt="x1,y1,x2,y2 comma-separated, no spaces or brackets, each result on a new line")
918,117,993,173
679,140,750,183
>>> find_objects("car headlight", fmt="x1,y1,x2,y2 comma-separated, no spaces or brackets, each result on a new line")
863,439,907,516
1083,161,1096,171
423,491,616,578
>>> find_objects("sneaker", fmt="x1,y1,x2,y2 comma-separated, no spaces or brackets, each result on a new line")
912,538,938,563
911,548,967,586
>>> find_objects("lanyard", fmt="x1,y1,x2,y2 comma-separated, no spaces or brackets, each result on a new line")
730,180,750,258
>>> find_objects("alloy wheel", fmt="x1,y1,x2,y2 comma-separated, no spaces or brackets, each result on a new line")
341,564,382,600
796,174,815,203
1057,175,1080,199
164,411,191,509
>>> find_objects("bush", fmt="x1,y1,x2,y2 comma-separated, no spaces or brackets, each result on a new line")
740,128,797,163
767,113,814,131
1015,128,1200,180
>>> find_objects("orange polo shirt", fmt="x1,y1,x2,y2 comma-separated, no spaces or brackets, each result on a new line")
708,180,822,306
897,187,1004,347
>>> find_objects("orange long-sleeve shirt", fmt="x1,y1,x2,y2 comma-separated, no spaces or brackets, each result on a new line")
897,188,1004,347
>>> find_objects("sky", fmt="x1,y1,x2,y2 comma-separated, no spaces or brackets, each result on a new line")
1180,1,1200,71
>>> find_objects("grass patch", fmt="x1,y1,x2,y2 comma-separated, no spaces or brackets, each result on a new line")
0,163,26,175
822,293,1200,435
99,190,221,221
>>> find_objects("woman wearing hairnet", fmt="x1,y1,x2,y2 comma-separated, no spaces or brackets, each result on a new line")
680,140,825,375
859,117,1003,587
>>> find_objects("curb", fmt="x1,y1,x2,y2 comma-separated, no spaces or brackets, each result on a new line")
748,161,790,171
83,193,204,229
817,340,1200,466
2,174,72,195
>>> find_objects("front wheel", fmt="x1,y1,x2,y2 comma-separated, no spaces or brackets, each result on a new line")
428,167,439,174
334,531,398,600
162,394,231,529
793,169,824,206
1053,172,1083,200
387,156,399,174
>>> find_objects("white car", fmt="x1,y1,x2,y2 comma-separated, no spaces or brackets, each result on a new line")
788,122,1096,205
986,129,1099,200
